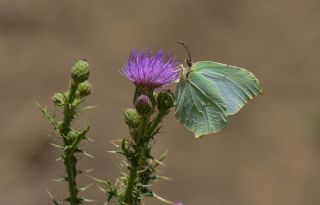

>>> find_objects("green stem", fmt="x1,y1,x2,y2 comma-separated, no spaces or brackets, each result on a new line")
61,82,78,139
123,166,137,204
123,118,148,205
61,81,81,205
65,154,79,205
148,112,166,135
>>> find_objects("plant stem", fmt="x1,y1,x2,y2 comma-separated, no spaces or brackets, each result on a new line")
123,118,148,205
65,154,78,205
40,60,91,205
61,82,81,205
123,166,137,204
61,82,78,139
148,112,165,135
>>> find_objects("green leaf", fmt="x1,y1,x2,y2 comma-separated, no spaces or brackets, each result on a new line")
36,102,60,132
175,61,262,137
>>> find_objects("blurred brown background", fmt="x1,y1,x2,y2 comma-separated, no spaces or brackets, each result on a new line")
1,0,320,204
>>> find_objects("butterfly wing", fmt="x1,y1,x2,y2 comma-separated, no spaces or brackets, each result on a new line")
192,61,263,115
175,70,229,138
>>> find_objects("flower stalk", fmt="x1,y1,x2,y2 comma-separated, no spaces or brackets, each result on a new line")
123,116,148,204
39,60,92,205
101,49,177,205
116,91,174,205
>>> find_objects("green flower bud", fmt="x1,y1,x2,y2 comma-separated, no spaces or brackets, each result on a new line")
71,60,90,83
135,95,153,117
68,130,79,140
52,93,65,106
125,108,141,128
157,90,175,113
77,81,92,97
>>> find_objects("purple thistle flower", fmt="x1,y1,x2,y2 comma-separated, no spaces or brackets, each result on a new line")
122,49,178,89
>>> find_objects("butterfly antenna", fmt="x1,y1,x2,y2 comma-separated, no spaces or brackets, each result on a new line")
178,41,192,67
175,59,185,63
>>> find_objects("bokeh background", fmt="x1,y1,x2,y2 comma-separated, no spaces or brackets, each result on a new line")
1,0,320,204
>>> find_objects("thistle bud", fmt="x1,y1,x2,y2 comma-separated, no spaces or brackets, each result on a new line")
52,93,65,106
157,90,175,113
71,60,90,83
77,81,92,97
135,95,153,116
124,108,141,128
68,130,78,140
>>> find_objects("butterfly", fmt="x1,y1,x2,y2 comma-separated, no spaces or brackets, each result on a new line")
175,42,263,138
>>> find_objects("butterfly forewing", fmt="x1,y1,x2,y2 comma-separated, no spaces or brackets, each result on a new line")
192,61,263,115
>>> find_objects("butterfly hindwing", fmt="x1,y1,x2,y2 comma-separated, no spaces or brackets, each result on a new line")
175,70,228,138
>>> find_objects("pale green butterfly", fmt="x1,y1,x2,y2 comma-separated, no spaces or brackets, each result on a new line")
175,42,263,138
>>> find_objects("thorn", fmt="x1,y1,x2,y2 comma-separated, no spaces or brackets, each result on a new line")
83,151,95,158
152,193,173,204
110,142,120,148
55,157,63,162
137,167,149,174
46,189,54,198
46,189,60,205
110,139,122,147
52,178,65,182
85,137,95,142
154,159,166,167
158,175,173,181
81,105,98,111
121,160,129,167
154,150,168,168
82,198,96,203
96,184,106,193
89,176,108,185
49,143,63,149
79,183,92,191
85,168,95,173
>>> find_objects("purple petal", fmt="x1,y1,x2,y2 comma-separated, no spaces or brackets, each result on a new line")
121,49,178,88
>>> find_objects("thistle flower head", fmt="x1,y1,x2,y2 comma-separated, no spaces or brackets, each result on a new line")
122,49,178,89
